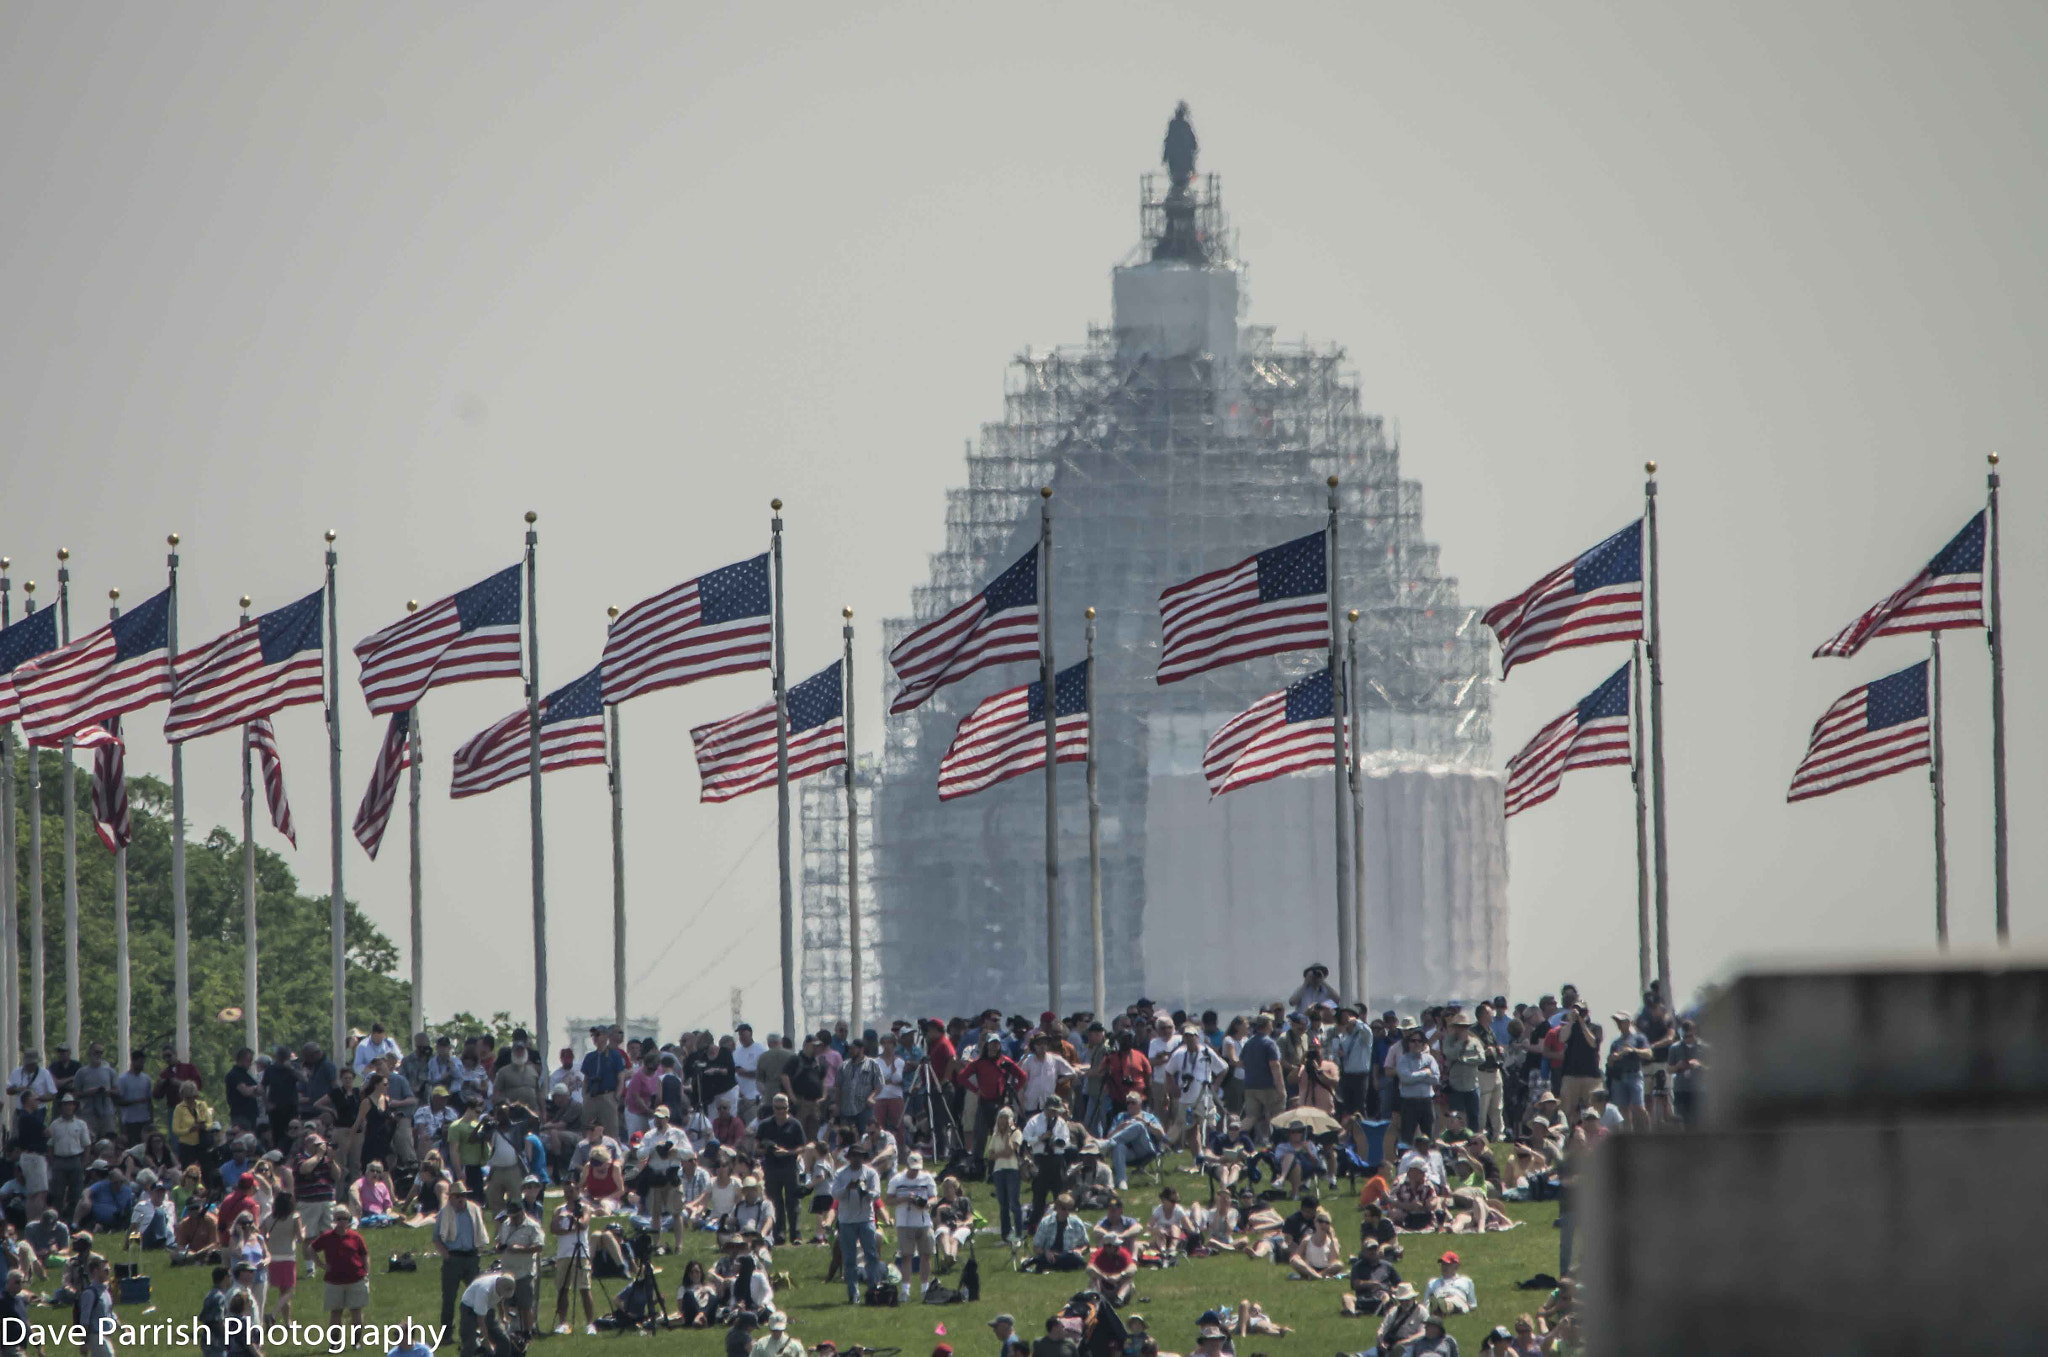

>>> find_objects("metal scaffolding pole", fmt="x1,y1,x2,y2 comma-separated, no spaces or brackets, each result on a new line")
1086,607,1104,1018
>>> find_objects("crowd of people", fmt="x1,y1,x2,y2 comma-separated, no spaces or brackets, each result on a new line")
0,968,1705,1356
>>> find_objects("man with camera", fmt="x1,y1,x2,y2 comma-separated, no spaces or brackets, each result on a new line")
1020,1095,1076,1232
480,1104,533,1216
754,1094,805,1245
828,1144,883,1305
633,1118,690,1254
1555,1004,1605,1125
888,1150,938,1299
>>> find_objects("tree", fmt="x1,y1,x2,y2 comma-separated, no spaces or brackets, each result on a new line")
8,749,412,1079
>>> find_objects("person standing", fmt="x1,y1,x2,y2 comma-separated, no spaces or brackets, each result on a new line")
1161,1028,1227,1152
732,1024,768,1123
835,1040,882,1133
78,1259,117,1357
13,1091,51,1218
1605,1013,1652,1132
1394,1028,1443,1142
1331,1010,1373,1121
755,1095,805,1245
433,1183,489,1338
1440,1015,1484,1133
579,1031,626,1138
47,1096,93,1218
1237,1017,1285,1145
828,1145,882,1305
352,1024,400,1075
1667,1019,1708,1126
1556,1006,1604,1126
309,1205,369,1329
889,1151,937,1298
73,1047,117,1144
1471,1005,1507,1141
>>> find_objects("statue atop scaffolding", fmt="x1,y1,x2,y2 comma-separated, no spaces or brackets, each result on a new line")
1155,101,1206,263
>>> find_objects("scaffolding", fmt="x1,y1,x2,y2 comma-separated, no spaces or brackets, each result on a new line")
798,173,1494,1024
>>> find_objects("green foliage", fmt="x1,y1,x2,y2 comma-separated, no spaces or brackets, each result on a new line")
6,746,410,1072
425,1011,530,1047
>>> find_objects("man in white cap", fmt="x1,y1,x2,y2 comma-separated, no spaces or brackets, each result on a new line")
750,1312,802,1357
1160,1025,1227,1152
888,1150,937,1297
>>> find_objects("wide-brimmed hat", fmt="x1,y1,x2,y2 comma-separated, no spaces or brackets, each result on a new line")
1390,1283,1418,1301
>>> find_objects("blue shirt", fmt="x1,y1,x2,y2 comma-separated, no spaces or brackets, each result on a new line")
580,1048,626,1095
1239,1035,1280,1090
85,1181,134,1228
1490,1015,1513,1047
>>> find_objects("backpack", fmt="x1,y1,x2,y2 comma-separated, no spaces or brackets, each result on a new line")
864,1282,899,1307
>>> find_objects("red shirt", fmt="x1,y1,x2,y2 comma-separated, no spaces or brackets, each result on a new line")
311,1228,369,1284
1091,1242,1132,1274
954,1053,1024,1103
1101,1050,1152,1105
925,1034,956,1082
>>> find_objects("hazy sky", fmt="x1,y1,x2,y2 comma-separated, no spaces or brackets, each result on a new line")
3,3,2042,1039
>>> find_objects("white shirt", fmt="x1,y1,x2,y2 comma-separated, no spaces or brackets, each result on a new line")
1019,1054,1075,1112
49,1115,94,1157
888,1169,936,1230
636,1126,693,1166
877,1057,906,1101
1162,1045,1227,1095
1398,1147,1447,1190
8,1067,57,1100
462,1271,508,1315
549,1067,585,1104
1600,1104,1626,1131
1020,1111,1072,1156
733,1042,768,1099
705,1176,740,1219
354,1037,402,1074
1425,1274,1477,1311
1146,1038,1176,1084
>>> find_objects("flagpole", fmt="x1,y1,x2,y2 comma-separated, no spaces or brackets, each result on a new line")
58,547,79,1056
1325,476,1354,1004
166,534,189,1060
1631,641,1652,996
843,606,863,1038
1643,462,1672,1002
107,592,130,1064
606,605,628,1032
324,530,346,1057
1085,607,1104,1019
1985,452,2007,944
1347,609,1368,1009
23,580,45,1058
0,557,16,1082
771,498,796,1042
404,602,424,1040
239,597,260,1056
1930,634,1949,950
1040,485,1061,1016
523,511,549,1053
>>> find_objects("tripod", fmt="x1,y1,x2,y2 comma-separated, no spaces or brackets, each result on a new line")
907,1062,964,1163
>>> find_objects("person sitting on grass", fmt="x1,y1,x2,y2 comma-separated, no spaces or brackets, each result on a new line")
1148,1186,1195,1260
1286,1209,1342,1280
1425,1249,1477,1317
1341,1235,1402,1316
1085,1231,1136,1306
1030,1194,1089,1272
1230,1299,1291,1337
1389,1164,1446,1232
1374,1282,1427,1355
1094,1196,1144,1247
1403,1312,1459,1356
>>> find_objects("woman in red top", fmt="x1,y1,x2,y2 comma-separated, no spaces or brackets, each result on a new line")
579,1148,625,1209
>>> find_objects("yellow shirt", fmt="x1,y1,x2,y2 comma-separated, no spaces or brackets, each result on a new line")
171,1100,215,1146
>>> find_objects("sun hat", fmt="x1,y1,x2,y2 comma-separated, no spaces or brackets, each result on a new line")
768,1315,788,1332
1390,1283,1418,1301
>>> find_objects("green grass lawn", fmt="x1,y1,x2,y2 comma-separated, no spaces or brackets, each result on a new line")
98,1157,1561,1353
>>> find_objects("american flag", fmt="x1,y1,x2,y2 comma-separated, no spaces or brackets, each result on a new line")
1483,521,1643,679
1814,512,1986,658
354,565,523,716
164,589,324,744
601,554,773,705
936,660,1089,801
90,718,130,854
1503,662,1633,817
1157,531,1327,684
1787,661,1931,803
1203,668,1346,797
450,665,608,800
690,661,845,804
14,588,175,743
352,710,412,859
888,546,1039,714
248,717,296,846
0,607,60,724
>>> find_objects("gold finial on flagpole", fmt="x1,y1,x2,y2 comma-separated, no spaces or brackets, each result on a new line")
324,530,336,543
1645,461,1657,476
239,596,252,609
167,533,180,547
108,588,119,601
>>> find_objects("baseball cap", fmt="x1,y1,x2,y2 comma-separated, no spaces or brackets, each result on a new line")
987,1315,1015,1329
1440,1250,1460,1265
768,1315,787,1332
906,1152,923,1168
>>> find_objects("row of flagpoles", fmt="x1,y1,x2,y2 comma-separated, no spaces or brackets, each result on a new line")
0,453,2012,1064
1498,456,2008,983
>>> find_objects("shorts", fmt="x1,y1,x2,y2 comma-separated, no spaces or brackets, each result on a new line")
644,1185,682,1220
1612,1075,1646,1109
324,1279,370,1311
268,1260,298,1291
17,1153,47,1196
512,1275,537,1311
297,1200,334,1240
556,1254,590,1291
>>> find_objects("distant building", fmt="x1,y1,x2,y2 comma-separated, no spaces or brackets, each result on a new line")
802,152,1506,1023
